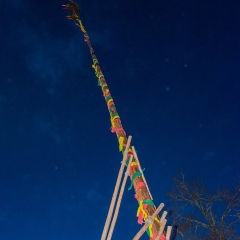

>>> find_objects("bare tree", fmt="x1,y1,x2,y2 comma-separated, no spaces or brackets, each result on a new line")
168,173,240,240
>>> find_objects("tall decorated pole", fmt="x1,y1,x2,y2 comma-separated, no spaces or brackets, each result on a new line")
62,1,168,239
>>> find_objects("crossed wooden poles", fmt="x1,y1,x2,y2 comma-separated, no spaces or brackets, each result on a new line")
102,135,172,240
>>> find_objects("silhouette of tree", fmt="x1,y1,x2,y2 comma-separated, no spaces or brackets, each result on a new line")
168,173,240,240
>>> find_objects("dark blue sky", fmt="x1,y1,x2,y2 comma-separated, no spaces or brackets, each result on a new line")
0,0,239,239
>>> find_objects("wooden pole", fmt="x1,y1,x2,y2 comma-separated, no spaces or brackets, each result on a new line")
155,211,168,239
132,146,153,201
62,0,166,237
166,226,172,240
101,136,132,240
106,154,134,240
156,219,167,239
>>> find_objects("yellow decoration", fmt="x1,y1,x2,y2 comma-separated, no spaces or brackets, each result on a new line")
118,136,124,151
136,200,148,220
131,162,138,167
148,223,153,237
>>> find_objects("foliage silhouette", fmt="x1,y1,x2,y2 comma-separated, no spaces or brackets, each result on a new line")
168,173,240,240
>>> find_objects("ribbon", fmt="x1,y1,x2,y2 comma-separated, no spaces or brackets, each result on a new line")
128,171,142,190
147,223,153,237
136,181,146,190
118,136,124,151
136,201,148,224
151,233,157,240
129,162,138,175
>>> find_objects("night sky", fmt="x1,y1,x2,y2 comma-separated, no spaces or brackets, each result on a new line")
0,0,239,239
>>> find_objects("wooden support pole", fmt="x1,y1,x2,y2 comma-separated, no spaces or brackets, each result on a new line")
156,218,167,239
160,211,167,223
101,136,132,240
166,226,172,240
132,146,153,201
106,154,134,240
155,212,168,240
133,203,164,240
